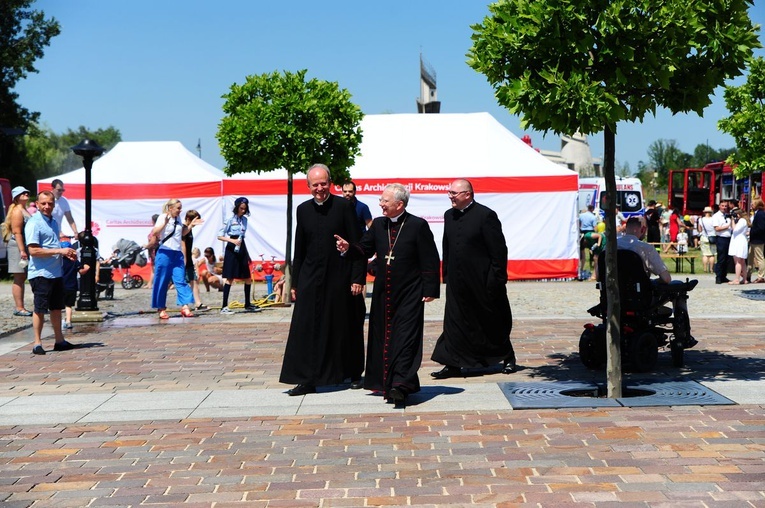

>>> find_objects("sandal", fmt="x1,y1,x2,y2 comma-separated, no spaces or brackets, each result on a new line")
158,310,170,319
195,304,209,311
180,307,195,318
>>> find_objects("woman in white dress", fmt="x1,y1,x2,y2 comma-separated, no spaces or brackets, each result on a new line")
728,207,751,284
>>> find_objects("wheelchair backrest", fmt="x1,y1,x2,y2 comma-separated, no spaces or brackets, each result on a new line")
597,249,653,314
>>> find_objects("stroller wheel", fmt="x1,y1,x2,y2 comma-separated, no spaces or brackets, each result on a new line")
121,277,132,290
106,287,114,300
131,275,144,289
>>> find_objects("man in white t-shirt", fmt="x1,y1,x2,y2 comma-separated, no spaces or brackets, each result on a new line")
617,216,696,349
712,200,733,284
51,179,79,237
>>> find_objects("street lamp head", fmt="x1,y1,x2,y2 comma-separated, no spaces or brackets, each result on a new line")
71,139,105,159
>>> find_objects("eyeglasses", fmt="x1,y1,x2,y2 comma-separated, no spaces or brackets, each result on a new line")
54,187,65,193
447,190,468,197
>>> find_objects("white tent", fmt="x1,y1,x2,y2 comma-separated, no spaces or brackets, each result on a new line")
37,141,225,258
225,113,580,280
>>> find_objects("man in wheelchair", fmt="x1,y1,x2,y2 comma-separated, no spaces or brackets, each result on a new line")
616,216,697,350
582,216,697,371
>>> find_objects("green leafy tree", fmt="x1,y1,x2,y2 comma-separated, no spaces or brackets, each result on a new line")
647,139,691,186
718,56,765,178
217,69,364,296
0,0,60,186
689,143,735,168
468,0,760,396
14,124,121,191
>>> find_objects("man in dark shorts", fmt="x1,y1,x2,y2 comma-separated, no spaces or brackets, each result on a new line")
24,191,80,355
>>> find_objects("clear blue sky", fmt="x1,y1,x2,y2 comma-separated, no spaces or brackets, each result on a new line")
16,0,765,174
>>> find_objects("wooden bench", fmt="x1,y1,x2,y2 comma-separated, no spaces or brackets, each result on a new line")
663,254,695,274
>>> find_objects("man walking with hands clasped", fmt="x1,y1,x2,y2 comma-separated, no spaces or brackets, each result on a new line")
430,179,516,378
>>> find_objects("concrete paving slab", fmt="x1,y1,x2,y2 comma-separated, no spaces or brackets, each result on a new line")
196,388,302,409
0,393,113,414
700,379,765,405
77,409,194,423
0,411,87,425
93,390,209,412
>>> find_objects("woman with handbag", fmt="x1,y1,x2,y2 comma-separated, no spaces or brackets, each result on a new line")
151,198,195,319
698,206,717,273
3,186,33,316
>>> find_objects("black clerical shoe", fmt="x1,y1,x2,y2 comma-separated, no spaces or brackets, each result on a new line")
388,387,406,406
287,384,316,396
349,377,364,390
502,359,517,374
430,365,461,380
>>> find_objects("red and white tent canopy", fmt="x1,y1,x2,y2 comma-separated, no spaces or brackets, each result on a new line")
226,113,579,280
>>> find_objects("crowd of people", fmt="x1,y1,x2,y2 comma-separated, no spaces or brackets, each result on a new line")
15,169,765,405
580,197,765,285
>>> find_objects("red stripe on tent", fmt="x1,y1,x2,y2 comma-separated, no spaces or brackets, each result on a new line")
507,258,578,280
224,175,578,196
223,180,308,195
36,182,223,200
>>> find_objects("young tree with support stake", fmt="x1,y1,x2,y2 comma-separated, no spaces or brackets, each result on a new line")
468,0,760,396
217,69,364,300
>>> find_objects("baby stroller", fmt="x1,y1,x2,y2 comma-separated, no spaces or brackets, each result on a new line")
110,238,148,290
579,249,698,372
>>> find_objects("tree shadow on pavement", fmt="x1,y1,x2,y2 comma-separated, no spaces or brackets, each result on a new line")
527,349,765,383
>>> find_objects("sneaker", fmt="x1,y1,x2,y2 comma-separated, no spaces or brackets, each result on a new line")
243,306,262,313
220,306,234,315
32,345,45,355
65,322,73,329
53,340,75,352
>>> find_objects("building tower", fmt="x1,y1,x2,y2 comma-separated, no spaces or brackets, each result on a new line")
416,54,440,113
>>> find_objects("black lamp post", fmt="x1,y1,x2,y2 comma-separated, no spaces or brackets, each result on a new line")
71,139,105,312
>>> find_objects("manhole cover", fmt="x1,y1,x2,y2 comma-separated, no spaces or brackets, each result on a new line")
739,289,765,301
499,380,735,409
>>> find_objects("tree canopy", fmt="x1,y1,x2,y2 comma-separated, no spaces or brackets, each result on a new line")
0,0,60,133
718,56,765,178
217,69,363,183
217,69,364,295
468,0,760,396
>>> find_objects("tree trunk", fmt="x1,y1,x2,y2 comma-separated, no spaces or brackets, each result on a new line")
603,126,622,398
282,171,294,302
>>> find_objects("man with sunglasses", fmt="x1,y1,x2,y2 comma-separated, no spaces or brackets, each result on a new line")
430,179,516,379
51,179,79,238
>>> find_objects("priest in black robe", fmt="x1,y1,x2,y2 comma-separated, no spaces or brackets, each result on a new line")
279,164,365,396
335,183,440,405
430,179,516,379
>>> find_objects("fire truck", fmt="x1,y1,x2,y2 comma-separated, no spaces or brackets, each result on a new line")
669,162,760,215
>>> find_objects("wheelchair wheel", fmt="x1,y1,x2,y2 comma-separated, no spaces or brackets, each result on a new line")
131,275,144,289
579,325,606,369
629,331,658,373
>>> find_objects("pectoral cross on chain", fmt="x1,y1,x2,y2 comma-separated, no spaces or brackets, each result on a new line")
385,251,395,265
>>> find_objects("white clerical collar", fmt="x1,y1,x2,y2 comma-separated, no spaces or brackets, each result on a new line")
458,201,475,212
389,212,405,223
314,196,329,206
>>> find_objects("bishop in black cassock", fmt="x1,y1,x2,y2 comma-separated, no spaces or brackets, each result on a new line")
339,184,440,405
431,179,516,378
279,166,365,395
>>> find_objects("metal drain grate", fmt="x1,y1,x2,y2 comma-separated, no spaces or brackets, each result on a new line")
739,289,765,301
499,380,735,409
